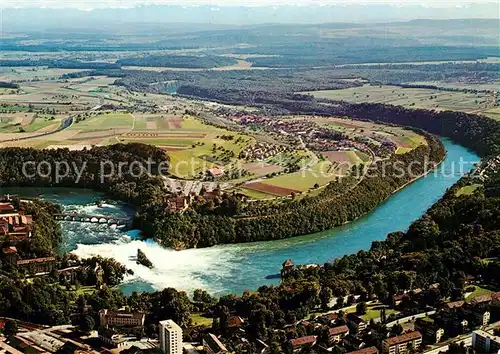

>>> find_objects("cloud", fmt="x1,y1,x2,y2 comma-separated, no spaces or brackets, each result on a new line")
3,0,498,9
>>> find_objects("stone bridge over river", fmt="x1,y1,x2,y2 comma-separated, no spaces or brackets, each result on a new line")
53,213,132,228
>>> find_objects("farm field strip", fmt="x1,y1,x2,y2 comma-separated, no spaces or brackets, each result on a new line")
244,181,300,197
304,84,496,114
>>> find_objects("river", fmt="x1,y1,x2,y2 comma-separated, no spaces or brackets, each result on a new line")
0,138,479,296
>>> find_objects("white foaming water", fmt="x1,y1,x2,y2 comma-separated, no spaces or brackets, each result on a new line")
71,232,242,295
61,200,243,295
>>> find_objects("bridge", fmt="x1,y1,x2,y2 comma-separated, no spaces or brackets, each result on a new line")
53,213,133,228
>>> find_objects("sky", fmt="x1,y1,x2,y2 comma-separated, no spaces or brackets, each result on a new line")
3,0,499,9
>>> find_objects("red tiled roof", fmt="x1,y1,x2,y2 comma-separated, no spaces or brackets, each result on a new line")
326,312,345,321
347,346,379,354
471,294,492,304
208,167,224,176
0,203,15,211
384,331,422,346
17,257,56,265
445,300,465,309
329,325,349,336
2,246,17,254
289,335,317,347
227,316,244,328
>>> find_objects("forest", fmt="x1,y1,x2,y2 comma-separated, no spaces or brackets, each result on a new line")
0,143,169,209
114,61,500,97
235,45,500,67
116,55,238,69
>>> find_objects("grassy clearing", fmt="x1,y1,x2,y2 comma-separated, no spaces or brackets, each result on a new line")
456,184,482,197
343,303,397,321
482,107,500,120
263,168,336,192
465,286,493,303
190,313,214,327
71,112,134,131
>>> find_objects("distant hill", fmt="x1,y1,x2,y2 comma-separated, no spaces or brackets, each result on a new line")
1,4,498,32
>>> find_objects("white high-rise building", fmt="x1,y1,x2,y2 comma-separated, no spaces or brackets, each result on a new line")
159,320,183,354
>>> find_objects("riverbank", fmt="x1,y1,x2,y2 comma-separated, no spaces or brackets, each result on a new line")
70,138,478,295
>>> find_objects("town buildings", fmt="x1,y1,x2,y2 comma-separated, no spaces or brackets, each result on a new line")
328,325,349,345
382,331,422,354
203,333,228,354
159,320,182,354
289,336,317,352
98,309,146,328
472,330,500,354
348,347,379,354
346,314,368,333
0,201,33,242
17,256,56,274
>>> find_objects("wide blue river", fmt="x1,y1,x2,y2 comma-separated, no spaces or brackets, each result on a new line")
1,138,479,296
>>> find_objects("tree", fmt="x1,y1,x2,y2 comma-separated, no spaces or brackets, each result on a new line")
4,320,18,336
356,302,367,315
80,315,95,332
320,287,333,311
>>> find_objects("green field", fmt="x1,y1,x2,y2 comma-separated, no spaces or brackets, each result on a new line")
304,84,494,113
482,107,500,120
70,112,134,131
262,160,336,192
190,313,214,327
465,285,493,303
456,184,482,197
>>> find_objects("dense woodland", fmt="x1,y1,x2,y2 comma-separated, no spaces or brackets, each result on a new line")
236,45,500,67
117,55,238,69
0,55,239,70
114,62,500,96
0,143,168,208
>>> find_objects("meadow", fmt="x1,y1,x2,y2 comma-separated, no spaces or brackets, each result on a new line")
304,84,496,115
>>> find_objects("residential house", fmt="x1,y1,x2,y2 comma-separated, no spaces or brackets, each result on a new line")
470,294,492,306
328,325,349,345
207,167,225,178
415,318,444,344
347,347,379,354
343,335,366,352
166,195,190,213
203,333,228,354
98,328,129,349
346,313,368,333
0,209,33,242
443,300,464,310
289,336,317,353
393,294,410,306
227,315,245,329
465,307,490,327
434,310,469,337
2,246,18,264
382,331,422,354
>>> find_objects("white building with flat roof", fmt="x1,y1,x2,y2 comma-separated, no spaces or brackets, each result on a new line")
159,320,183,354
